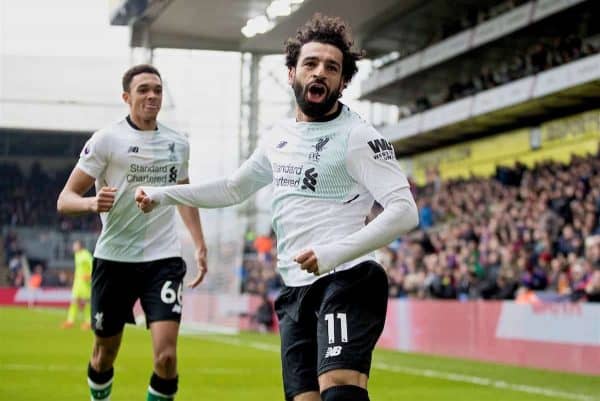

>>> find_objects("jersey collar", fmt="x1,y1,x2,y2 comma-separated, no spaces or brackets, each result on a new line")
126,115,158,131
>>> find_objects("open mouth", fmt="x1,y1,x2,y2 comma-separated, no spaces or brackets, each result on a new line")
307,83,327,102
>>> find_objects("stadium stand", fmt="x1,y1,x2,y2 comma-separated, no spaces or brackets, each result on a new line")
388,152,600,302
0,162,100,230
227,0,600,304
406,34,598,115
0,126,101,274
346,0,600,304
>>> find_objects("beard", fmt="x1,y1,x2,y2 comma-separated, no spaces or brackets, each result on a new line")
293,79,341,119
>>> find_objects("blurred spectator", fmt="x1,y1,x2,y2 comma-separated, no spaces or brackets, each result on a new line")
254,293,275,333
418,199,434,229
253,232,274,263
585,270,600,302
27,264,43,308
0,162,101,231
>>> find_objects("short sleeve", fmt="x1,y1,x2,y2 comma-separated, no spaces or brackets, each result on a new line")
76,131,109,179
345,124,409,204
179,140,190,181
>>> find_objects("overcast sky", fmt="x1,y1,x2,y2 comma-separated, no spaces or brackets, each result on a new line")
0,0,130,57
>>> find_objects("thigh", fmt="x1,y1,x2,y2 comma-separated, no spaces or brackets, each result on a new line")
91,258,138,337
150,320,179,355
316,261,389,376
92,331,124,368
275,288,320,401
139,258,186,325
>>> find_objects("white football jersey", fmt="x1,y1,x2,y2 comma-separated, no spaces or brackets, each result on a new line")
77,117,189,262
144,105,415,286
254,105,409,285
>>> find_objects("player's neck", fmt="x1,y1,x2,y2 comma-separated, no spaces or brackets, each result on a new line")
127,114,158,131
296,102,341,123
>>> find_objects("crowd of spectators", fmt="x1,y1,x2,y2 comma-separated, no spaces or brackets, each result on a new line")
0,161,98,286
240,231,282,297
0,231,72,287
382,153,600,302
3,231,71,288
240,152,600,303
0,162,101,231
407,35,599,116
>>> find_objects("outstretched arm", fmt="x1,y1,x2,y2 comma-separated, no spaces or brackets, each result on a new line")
136,147,273,211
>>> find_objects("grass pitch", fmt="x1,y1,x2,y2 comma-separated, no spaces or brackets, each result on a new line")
0,306,598,401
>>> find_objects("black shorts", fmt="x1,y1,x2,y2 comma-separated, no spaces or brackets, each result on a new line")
275,261,388,400
91,257,186,337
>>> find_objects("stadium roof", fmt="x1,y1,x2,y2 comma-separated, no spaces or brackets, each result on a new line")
109,0,498,55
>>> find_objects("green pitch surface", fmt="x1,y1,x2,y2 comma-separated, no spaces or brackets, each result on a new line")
0,306,598,401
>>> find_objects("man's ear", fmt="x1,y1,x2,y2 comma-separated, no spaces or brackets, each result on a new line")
288,67,295,86
337,79,347,98
122,91,130,104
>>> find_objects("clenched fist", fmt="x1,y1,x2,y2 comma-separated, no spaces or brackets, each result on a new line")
135,187,157,213
90,187,117,213
295,249,320,275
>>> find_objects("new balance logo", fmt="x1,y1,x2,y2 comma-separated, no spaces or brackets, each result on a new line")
325,346,342,358
172,304,182,314
301,168,318,191
367,139,393,153
276,140,288,149
128,146,139,153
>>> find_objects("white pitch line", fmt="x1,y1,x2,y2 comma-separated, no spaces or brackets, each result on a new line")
196,335,598,401
0,363,273,376
0,363,81,372
373,362,597,401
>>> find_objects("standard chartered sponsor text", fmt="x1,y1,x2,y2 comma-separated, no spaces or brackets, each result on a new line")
273,163,303,175
273,163,304,188
275,176,301,187
128,164,169,184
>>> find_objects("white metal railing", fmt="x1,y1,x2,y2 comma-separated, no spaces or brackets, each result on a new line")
380,52,600,142
361,0,588,97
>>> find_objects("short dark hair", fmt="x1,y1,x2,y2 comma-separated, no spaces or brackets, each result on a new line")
284,14,364,85
122,64,162,92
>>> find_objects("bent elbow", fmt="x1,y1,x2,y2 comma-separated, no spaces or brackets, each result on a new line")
56,194,65,215
56,191,79,216
396,197,419,232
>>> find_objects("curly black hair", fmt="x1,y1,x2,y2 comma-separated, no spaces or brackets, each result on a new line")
284,14,364,85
